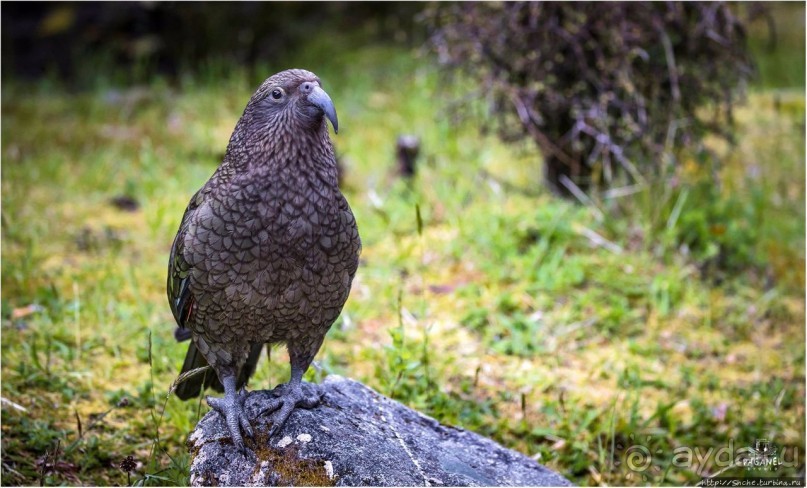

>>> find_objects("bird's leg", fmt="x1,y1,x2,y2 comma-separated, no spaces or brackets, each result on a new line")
259,339,324,437
206,373,254,453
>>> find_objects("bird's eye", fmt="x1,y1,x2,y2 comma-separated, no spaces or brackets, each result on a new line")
271,88,284,100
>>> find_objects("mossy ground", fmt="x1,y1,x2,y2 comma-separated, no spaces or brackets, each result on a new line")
2,8,805,486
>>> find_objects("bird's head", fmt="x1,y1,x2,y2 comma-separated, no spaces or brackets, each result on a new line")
245,69,338,135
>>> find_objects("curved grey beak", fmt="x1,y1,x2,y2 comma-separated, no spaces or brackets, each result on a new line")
309,85,339,134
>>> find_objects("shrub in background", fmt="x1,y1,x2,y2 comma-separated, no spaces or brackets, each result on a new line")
425,2,755,196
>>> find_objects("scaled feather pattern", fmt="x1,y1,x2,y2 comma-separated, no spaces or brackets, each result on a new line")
166,69,361,450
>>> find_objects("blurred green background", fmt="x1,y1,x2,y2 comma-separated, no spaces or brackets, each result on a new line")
1,2,804,486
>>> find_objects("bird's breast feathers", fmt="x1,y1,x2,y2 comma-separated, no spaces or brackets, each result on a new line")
183,176,358,292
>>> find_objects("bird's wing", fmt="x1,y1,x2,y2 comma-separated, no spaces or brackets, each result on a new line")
168,160,239,329
167,188,206,328
337,193,362,276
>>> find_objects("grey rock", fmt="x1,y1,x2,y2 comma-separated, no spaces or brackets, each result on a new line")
188,375,573,487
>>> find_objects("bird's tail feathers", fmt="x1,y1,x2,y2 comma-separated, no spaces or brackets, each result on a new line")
174,341,264,400
175,342,224,400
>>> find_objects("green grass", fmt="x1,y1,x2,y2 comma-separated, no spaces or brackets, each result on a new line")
2,20,805,487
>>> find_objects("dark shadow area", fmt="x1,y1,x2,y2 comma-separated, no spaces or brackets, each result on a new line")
2,2,423,87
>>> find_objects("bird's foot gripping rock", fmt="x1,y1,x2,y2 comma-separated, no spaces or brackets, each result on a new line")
207,389,253,453
259,382,323,437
